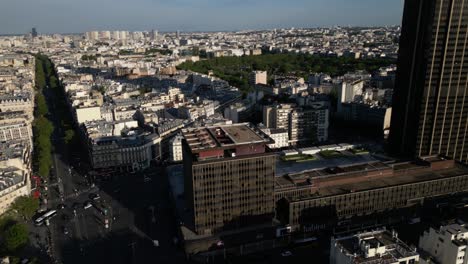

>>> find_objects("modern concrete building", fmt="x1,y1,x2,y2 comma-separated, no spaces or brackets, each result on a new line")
275,156,468,231
330,229,420,264
390,0,468,163
224,101,254,123
260,127,289,149
289,106,329,145
340,103,392,130
182,123,276,235
263,104,295,130
264,104,329,145
338,80,364,106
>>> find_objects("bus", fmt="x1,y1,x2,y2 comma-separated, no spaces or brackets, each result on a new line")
293,237,318,246
34,209,57,226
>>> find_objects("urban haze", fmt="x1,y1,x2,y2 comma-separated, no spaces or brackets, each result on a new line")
0,0,467,264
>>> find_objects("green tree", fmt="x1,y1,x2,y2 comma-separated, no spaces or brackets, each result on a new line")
64,129,75,144
12,196,39,220
35,62,46,90
3,222,28,252
49,76,58,89
35,94,48,116
191,47,200,56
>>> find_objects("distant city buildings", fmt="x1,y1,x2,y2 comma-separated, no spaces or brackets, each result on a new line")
0,54,35,215
31,27,37,38
4,24,460,261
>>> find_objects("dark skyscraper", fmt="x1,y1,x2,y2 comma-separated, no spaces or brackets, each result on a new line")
31,27,37,38
390,0,468,163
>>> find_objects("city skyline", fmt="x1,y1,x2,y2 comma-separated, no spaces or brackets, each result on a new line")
0,0,404,34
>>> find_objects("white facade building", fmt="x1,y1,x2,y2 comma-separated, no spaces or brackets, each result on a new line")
330,230,419,264
260,128,289,149
419,223,468,264
169,135,183,162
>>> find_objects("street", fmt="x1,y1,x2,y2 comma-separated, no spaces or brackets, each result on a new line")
27,85,187,264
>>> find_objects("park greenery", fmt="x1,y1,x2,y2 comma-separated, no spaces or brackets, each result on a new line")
12,196,39,221
318,150,344,159
177,53,396,91
33,55,54,179
81,54,98,61
3,222,29,253
144,48,172,56
280,154,317,163
34,54,78,179
348,148,370,155
118,48,172,56
0,216,29,257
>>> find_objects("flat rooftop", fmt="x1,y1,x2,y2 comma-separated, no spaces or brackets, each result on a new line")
182,123,272,154
335,230,418,264
276,153,378,176
219,126,264,144
288,159,468,201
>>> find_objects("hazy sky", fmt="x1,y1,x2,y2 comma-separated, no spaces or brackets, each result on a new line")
0,0,404,34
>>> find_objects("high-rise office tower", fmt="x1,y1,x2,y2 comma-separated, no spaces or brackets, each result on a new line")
31,28,37,38
390,0,468,163
182,123,276,235
151,29,158,41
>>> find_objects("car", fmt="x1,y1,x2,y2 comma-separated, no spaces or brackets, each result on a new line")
83,201,92,210
89,193,100,200
57,204,66,210
281,251,293,257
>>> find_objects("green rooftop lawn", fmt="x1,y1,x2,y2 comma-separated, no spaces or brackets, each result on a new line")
318,150,344,159
281,154,317,162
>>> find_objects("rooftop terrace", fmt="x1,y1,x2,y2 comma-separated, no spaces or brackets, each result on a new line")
182,123,272,154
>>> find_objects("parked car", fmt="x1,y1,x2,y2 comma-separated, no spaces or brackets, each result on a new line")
281,251,293,257
89,193,100,200
83,201,92,210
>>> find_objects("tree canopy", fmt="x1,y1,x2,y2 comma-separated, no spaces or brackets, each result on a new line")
12,196,39,220
3,222,28,253
178,53,395,91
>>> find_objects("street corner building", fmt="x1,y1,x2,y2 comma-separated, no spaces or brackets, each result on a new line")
181,123,277,237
